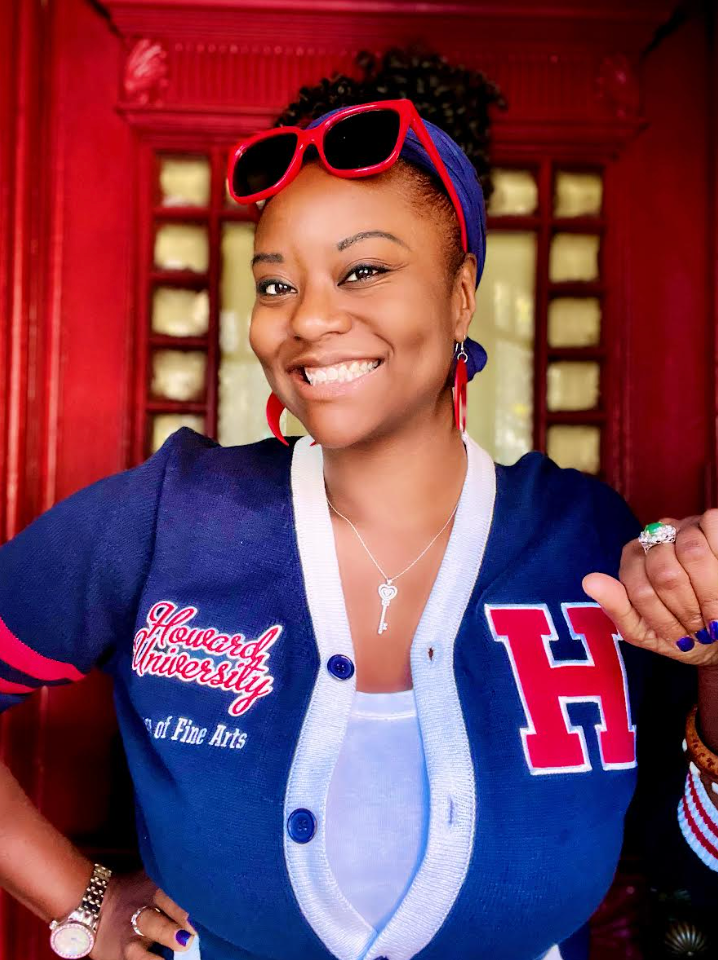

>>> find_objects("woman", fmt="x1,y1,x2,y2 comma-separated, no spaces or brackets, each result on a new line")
0,98,717,960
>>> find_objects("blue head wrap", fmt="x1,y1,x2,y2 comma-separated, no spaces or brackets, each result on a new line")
306,104,488,380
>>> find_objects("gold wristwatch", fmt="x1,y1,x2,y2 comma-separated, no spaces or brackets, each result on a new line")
49,863,112,959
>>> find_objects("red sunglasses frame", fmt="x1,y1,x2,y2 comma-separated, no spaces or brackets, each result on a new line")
226,99,468,252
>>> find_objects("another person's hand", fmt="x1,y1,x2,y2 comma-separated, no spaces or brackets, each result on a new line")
582,511,718,666
93,869,195,960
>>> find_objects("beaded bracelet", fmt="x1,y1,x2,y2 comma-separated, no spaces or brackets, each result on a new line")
684,704,718,789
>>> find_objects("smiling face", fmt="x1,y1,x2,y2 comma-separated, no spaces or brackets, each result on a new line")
249,160,476,449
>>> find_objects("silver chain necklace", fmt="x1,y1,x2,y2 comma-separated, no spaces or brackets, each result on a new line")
326,492,462,635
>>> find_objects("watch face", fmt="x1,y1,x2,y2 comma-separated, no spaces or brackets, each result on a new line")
50,921,95,959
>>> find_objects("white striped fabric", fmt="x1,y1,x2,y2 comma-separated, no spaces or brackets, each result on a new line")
677,763,718,872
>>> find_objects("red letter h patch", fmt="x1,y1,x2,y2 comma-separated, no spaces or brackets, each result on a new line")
485,604,636,775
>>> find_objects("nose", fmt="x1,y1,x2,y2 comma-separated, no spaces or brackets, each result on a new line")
288,281,351,342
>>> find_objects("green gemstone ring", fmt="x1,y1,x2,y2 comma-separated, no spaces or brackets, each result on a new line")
638,521,677,554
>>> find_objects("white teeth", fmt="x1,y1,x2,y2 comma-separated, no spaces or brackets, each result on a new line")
303,359,380,386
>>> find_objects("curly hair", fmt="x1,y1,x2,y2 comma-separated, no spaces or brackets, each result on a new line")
273,47,506,284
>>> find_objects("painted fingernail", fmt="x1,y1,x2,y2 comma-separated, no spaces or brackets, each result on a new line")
709,620,718,641
676,636,695,652
176,930,192,947
695,627,713,645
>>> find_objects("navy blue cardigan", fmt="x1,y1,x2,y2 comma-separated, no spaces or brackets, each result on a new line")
0,427,714,960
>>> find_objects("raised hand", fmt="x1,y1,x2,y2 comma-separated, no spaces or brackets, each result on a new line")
582,511,718,666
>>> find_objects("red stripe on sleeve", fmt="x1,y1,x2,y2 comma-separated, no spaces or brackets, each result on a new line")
687,771,718,837
0,615,85,683
0,676,35,695
683,788,718,862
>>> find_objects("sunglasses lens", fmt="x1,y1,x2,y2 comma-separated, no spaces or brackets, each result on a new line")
324,109,401,170
232,132,299,197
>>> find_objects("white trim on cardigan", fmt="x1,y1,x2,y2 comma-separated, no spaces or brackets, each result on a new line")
284,433,496,960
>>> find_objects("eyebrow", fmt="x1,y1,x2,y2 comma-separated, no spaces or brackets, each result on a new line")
251,252,284,267
251,229,409,267
337,230,409,251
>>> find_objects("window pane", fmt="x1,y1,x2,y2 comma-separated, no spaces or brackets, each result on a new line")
487,169,538,216
151,414,205,453
159,157,211,208
469,231,536,464
151,350,206,402
154,224,209,273
152,287,209,337
548,298,601,347
549,234,600,282
547,425,601,474
547,362,600,411
554,171,603,218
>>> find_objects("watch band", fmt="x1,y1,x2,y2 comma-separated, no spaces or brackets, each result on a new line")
76,863,112,929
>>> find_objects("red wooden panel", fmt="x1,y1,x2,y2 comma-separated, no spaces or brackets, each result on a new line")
50,0,136,500
616,11,711,519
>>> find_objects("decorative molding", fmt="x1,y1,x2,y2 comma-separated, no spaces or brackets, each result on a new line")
123,38,169,105
106,0,676,138
595,54,641,120
116,44,647,154
116,42,645,129
102,2,676,47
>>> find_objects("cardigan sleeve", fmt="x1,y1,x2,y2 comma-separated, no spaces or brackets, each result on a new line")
0,428,188,714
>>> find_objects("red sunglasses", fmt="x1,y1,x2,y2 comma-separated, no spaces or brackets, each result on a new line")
226,99,468,252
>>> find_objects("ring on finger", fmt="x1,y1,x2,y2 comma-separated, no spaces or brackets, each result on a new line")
638,521,677,555
131,905,163,938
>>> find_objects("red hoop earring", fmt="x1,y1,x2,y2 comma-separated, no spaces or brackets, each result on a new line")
266,392,289,446
453,341,468,434
266,393,318,446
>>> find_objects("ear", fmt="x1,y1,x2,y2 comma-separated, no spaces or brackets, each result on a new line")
452,253,477,342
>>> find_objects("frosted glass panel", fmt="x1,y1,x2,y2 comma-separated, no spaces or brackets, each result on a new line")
487,170,538,216
547,425,601,474
151,350,206,402
155,224,209,273
549,234,600,282
159,157,211,207
468,232,536,464
151,414,205,453
152,288,209,337
548,298,601,347
547,362,600,411
554,172,603,218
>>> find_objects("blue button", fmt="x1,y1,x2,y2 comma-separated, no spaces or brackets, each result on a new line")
327,654,355,680
287,808,317,843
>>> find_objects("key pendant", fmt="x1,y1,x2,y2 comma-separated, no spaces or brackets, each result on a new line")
377,581,398,634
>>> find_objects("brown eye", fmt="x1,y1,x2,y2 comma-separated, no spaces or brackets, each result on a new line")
342,264,388,284
257,279,294,297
